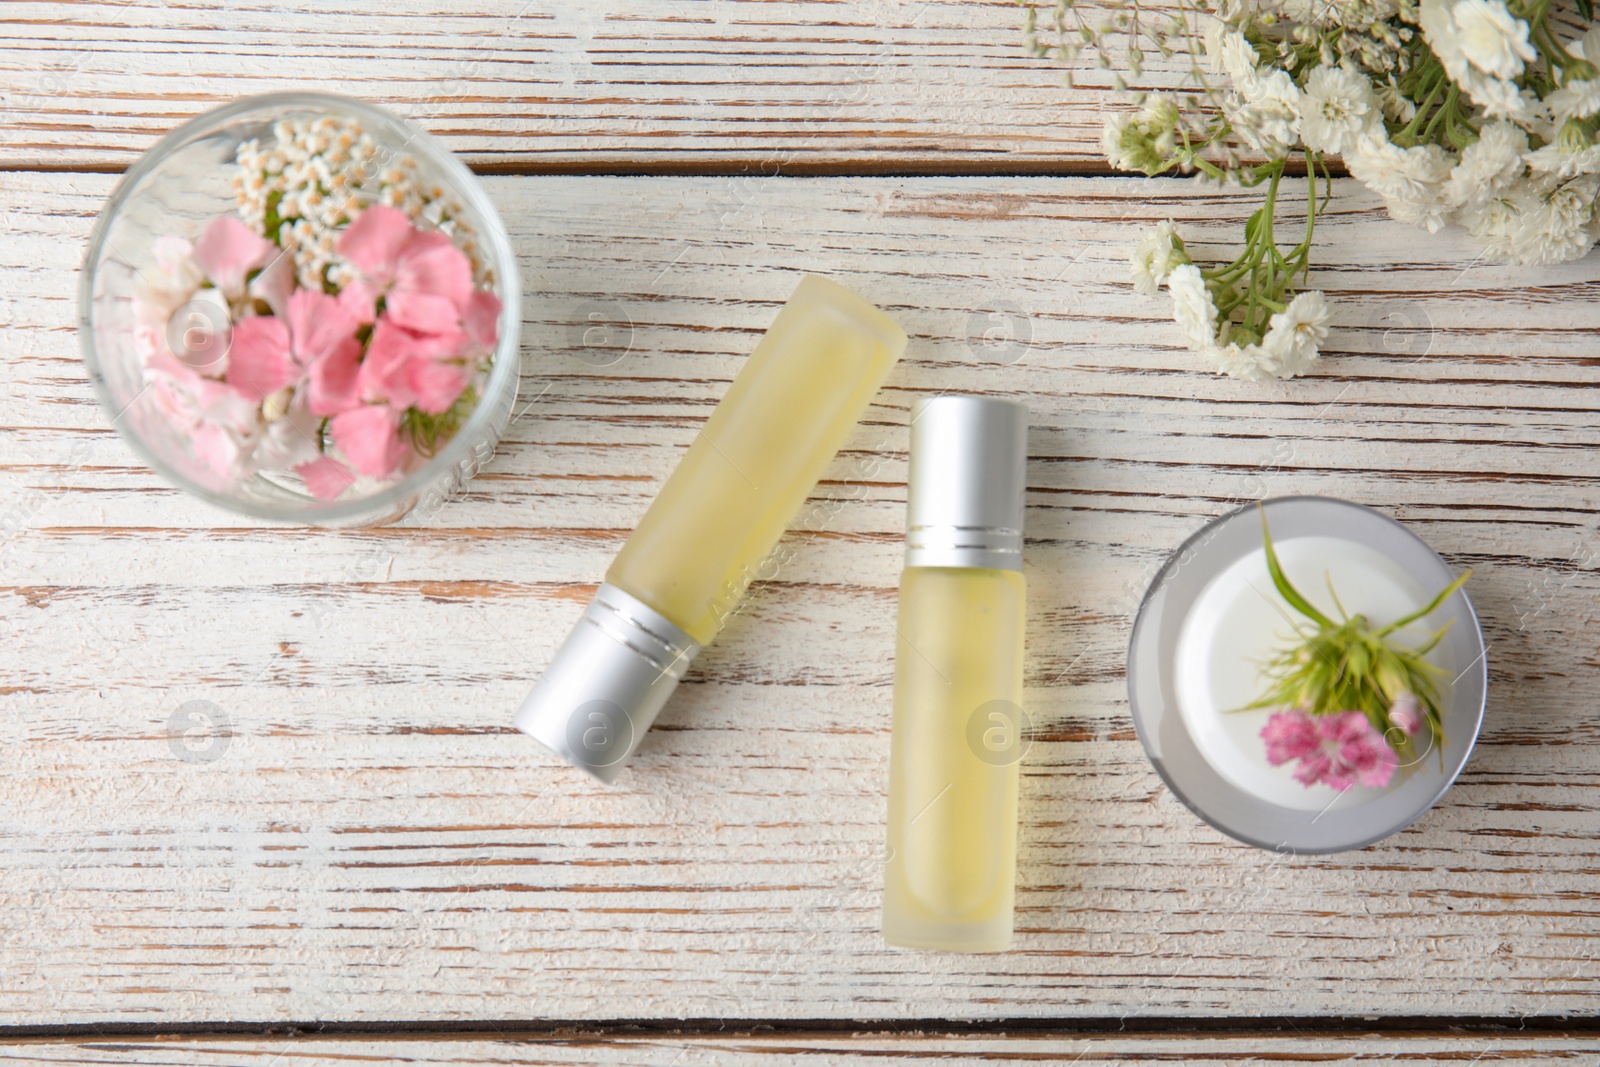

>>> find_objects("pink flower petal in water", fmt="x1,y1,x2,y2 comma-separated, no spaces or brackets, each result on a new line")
296,455,358,501
331,405,408,479
248,248,297,320
225,315,295,402
192,216,275,295
357,317,423,407
403,357,473,415
337,279,378,326
337,206,475,336
462,289,501,352
336,204,413,286
357,315,470,411
390,230,470,316
386,288,464,335
306,335,365,417
287,288,360,366
192,420,243,479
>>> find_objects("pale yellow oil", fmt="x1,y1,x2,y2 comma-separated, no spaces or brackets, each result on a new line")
606,275,906,645
882,566,1025,952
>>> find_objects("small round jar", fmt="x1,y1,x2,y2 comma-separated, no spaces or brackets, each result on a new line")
79,92,520,525
1127,496,1487,854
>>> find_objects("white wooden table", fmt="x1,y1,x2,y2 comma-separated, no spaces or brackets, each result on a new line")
4,3,1600,1063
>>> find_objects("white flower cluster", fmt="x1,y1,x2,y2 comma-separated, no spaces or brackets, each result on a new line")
1209,5,1600,266
1054,0,1600,381
232,115,489,289
1133,222,1333,381
1206,21,1304,157
1346,16,1600,265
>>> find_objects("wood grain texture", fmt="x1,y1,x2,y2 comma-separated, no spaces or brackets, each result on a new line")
2,171,1600,1027
0,0,1161,171
5,1031,1600,1065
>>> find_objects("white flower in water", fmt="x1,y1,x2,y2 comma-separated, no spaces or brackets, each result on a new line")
1130,220,1184,296
1300,65,1380,154
1346,132,1454,232
1167,264,1222,351
1450,0,1534,79
1443,121,1528,209
1261,290,1333,377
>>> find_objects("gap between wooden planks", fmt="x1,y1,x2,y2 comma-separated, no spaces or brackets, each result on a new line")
1,170,1599,1033
3,1024,1600,1064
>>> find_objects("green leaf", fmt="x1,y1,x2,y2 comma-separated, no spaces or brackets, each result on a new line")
1374,570,1471,636
1260,505,1335,628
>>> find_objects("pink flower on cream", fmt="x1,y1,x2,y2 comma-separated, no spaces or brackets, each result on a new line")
1388,692,1425,737
1262,708,1398,791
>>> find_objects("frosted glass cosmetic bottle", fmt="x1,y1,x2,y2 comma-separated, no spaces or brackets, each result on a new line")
882,396,1027,953
515,275,908,782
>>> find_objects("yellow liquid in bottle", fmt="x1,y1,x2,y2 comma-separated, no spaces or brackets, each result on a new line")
606,275,906,645
882,566,1025,952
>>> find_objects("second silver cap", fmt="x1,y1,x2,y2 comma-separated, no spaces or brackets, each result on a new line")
906,395,1028,570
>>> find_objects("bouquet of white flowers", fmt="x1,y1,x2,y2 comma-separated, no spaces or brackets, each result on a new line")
1026,0,1599,380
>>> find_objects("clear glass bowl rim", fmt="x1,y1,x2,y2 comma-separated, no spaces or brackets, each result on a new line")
77,90,522,524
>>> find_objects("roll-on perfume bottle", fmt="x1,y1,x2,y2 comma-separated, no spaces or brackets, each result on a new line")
882,395,1028,953
516,275,908,782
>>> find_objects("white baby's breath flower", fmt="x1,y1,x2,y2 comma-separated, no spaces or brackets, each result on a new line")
1261,290,1333,377
1347,132,1454,232
1130,220,1183,296
1101,113,1137,171
1524,141,1600,181
1167,263,1222,351
1102,95,1182,175
1443,121,1528,209
1223,65,1304,157
1512,175,1600,265
1204,19,1261,84
1450,0,1535,80
1300,65,1380,154
1549,80,1600,122
1208,340,1284,381
1461,193,1524,259
1418,0,1531,121
1375,78,1418,124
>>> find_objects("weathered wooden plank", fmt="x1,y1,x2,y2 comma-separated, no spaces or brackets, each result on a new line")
0,0,1159,171
5,1031,1600,1065
2,173,1599,1025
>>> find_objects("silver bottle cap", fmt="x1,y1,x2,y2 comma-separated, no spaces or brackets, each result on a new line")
905,395,1027,570
513,582,700,784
